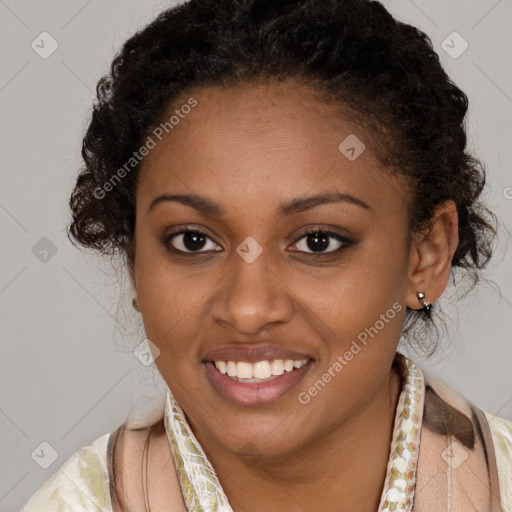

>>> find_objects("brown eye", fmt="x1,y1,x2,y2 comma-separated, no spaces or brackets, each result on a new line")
165,229,222,254
290,230,354,254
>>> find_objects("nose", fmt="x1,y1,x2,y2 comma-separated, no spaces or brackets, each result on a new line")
210,250,295,335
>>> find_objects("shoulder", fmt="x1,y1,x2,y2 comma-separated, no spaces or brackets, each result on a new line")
112,420,186,512
484,410,512,453
483,410,512,511
21,432,112,512
419,367,512,511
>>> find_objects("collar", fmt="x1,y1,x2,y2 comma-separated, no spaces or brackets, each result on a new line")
163,351,425,512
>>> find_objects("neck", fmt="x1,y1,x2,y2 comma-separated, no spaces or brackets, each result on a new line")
190,364,403,512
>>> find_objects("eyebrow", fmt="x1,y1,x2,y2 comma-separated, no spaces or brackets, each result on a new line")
148,191,371,216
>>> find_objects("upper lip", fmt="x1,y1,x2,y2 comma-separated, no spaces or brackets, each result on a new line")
203,342,313,363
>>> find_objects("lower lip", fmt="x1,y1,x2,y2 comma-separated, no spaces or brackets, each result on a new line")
204,360,313,406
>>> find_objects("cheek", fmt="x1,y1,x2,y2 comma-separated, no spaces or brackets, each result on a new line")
294,238,408,380
289,234,407,325
133,236,199,352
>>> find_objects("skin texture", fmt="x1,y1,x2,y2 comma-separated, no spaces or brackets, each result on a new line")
130,82,459,511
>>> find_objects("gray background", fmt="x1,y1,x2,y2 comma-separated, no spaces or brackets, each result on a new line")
0,1,511,510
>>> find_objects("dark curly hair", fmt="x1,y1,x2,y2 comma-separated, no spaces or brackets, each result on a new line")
68,0,497,354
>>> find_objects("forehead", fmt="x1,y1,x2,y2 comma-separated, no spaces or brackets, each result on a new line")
136,82,407,218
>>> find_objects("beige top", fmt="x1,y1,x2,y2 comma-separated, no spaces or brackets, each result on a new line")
485,410,512,510
20,356,512,512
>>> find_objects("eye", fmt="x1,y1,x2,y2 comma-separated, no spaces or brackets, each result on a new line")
290,229,353,254
163,226,355,256
164,228,222,254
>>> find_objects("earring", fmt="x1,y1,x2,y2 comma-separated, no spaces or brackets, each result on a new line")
416,291,432,318
132,297,140,311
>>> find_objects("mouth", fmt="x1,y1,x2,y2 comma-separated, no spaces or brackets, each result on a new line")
213,358,309,381
204,357,314,406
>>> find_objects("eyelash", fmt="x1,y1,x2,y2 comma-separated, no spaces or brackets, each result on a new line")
163,226,356,257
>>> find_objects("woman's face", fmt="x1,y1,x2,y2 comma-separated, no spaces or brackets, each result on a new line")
133,81,414,457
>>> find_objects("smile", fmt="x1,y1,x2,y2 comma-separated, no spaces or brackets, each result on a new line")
204,358,313,406
214,359,309,381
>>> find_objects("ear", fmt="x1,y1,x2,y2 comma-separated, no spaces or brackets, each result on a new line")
405,200,459,310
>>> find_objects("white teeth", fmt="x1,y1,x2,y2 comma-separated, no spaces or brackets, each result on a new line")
253,361,271,379
270,359,284,375
213,358,309,380
236,361,253,379
226,361,237,377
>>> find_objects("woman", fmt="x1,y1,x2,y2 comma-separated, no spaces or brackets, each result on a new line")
21,0,512,510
